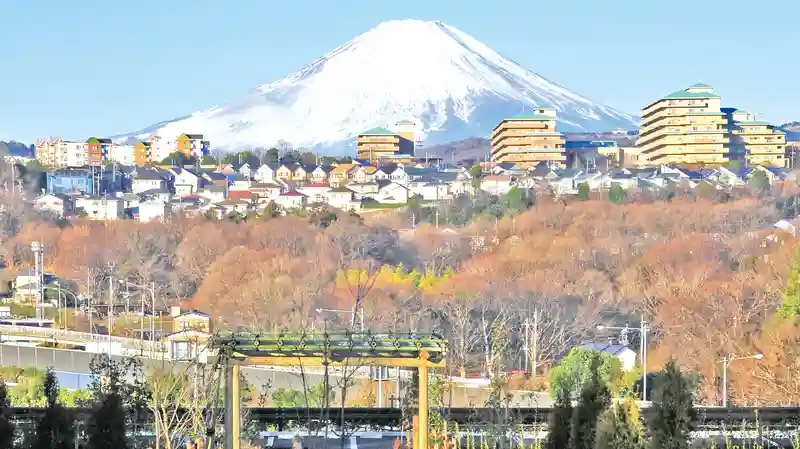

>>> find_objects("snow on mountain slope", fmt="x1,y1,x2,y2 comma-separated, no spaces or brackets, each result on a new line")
116,19,637,154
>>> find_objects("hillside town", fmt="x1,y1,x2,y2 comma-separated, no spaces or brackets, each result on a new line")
1,84,794,223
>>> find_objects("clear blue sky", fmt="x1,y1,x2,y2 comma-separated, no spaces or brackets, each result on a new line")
2,0,797,143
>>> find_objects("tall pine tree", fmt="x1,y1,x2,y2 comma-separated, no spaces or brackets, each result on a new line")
0,381,15,449
595,397,644,449
569,355,610,449
29,369,75,449
645,360,694,449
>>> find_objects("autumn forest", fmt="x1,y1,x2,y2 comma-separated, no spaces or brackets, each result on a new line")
1,171,800,406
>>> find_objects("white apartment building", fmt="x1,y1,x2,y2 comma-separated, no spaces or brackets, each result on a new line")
150,136,174,162
35,138,88,168
75,197,124,220
107,144,135,165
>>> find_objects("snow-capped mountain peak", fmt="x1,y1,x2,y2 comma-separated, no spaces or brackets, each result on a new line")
117,19,636,154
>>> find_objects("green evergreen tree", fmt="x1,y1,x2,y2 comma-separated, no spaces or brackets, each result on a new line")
578,182,590,201
0,382,15,449
748,170,771,195
645,360,694,449
569,355,610,449
87,393,127,449
544,391,572,449
595,397,644,449
608,184,627,204
779,247,800,318
29,369,75,449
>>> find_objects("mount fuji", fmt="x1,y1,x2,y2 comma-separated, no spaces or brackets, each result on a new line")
115,19,637,155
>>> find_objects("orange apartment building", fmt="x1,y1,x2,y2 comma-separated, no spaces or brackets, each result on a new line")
176,134,208,158
490,109,566,167
85,137,113,166
133,141,153,165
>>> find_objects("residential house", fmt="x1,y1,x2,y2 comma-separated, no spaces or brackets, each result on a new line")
310,165,334,184
274,191,307,210
171,167,202,195
166,308,212,361
275,163,296,180
489,163,525,176
298,183,331,204
352,165,378,183
249,182,282,200
13,268,53,303
373,182,410,204
138,199,171,223
479,175,514,195
409,178,449,201
228,190,257,204
170,196,209,216
325,187,356,210
131,170,168,194
293,164,315,182
197,186,227,204
214,198,250,216
375,165,410,185
201,171,228,189
254,163,278,183
75,196,124,220
347,182,380,196
329,163,357,186
237,162,256,179
578,342,637,371
228,174,252,191
34,193,74,217
137,188,172,204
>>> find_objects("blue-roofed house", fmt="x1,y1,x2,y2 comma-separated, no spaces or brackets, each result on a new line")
579,341,637,371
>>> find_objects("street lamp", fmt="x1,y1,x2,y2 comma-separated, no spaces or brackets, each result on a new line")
118,279,157,355
315,307,364,332
596,316,650,401
720,353,763,407
46,281,80,329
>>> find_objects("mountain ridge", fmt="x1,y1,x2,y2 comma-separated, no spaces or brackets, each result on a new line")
114,19,637,155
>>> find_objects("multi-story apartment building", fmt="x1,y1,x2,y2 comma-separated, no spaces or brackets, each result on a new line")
637,83,729,165
107,144,135,166
176,134,210,158
722,109,786,167
35,138,88,168
356,121,415,164
490,108,566,167
86,137,114,166
150,136,174,162
133,141,153,165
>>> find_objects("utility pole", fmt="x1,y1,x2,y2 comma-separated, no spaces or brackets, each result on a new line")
532,308,538,378
641,315,648,402
108,276,114,355
523,317,530,373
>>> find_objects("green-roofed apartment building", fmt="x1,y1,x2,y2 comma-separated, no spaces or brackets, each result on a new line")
490,108,566,167
356,120,416,164
637,83,730,165
722,108,786,167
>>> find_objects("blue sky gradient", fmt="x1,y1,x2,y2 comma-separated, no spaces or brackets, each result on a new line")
1,0,797,142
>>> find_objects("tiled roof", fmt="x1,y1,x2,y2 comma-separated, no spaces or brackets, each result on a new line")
662,90,720,99
359,127,396,136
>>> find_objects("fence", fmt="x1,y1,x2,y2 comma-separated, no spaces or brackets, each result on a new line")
0,324,165,354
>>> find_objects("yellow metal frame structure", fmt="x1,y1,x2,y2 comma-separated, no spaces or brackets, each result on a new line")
212,331,447,449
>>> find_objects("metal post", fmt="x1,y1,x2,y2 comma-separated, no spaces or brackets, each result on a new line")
533,309,538,378
396,367,401,409
523,318,530,373
642,317,648,402
108,277,114,354
417,363,429,449
57,281,62,328
225,362,241,449
722,357,729,408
